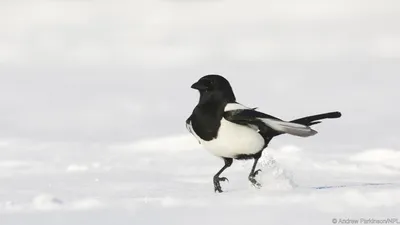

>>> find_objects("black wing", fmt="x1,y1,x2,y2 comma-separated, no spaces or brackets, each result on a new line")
224,108,283,136
225,108,283,121
224,108,319,138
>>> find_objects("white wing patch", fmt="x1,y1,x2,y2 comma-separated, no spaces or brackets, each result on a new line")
224,103,252,111
186,120,201,144
262,118,317,137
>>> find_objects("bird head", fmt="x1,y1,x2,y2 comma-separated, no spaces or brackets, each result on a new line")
191,74,236,102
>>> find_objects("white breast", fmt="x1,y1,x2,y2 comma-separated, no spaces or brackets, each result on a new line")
197,118,265,158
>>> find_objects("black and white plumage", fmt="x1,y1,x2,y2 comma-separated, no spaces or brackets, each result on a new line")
186,74,342,193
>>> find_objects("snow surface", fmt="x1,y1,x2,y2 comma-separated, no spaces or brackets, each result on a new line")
1,135,400,225
1,0,400,224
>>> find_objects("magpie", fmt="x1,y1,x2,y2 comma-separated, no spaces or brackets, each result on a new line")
186,74,342,193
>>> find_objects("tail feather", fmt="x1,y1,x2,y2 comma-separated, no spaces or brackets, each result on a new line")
265,111,342,138
262,119,318,137
290,111,342,126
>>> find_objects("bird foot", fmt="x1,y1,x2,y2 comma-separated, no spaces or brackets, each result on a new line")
213,176,229,193
249,177,262,189
249,169,262,189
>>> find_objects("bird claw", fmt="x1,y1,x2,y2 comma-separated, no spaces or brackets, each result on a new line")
214,186,223,193
252,181,262,189
249,172,262,189
249,177,262,189
218,177,229,182
253,169,262,177
213,176,229,193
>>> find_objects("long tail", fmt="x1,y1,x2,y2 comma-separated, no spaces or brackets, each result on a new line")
261,111,342,138
290,111,342,126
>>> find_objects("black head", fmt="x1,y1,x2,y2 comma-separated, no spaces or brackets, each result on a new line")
191,74,236,102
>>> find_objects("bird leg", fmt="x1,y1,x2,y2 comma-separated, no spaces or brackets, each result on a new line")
248,154,262,188
213,158,232,193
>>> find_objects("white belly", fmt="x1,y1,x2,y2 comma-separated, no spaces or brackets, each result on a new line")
198,119,265,158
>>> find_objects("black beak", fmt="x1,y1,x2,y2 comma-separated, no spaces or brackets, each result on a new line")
191,81,207,90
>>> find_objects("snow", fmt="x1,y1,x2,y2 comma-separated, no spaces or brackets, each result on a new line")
66,165,90,172
1,0,400,224
1,134,399,225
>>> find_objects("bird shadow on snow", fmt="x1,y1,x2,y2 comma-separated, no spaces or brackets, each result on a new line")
310,182,400,190
222,154,400,194
219,182,400,194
